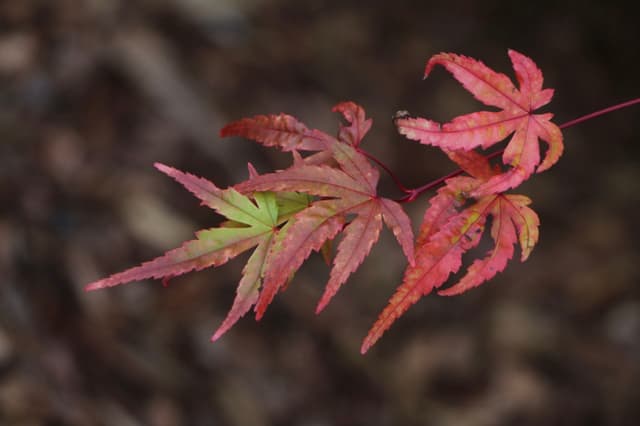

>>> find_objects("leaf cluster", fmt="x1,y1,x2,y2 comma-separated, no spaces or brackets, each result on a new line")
86,50,564,353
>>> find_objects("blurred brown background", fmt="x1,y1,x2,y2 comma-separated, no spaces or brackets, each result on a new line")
1,0,639,425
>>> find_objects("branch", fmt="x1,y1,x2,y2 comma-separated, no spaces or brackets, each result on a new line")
361,97,640,202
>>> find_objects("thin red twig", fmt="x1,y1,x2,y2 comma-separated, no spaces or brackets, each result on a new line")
558,98,640,129
363,97,640,203
357,148,411,193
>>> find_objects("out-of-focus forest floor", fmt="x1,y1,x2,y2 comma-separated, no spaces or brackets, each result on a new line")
1,1,639,425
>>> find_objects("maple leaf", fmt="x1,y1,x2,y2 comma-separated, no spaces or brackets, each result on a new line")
443,148,497,181
86,102,415,343
220,101,371,166
85,163,311,341
219,112,333,152
333,101,372,147
361,175,540,353
437,194,539,296
395,49,564,196
231,103,414,314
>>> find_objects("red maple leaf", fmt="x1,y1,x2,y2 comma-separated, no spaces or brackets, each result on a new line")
361,151,540,353
86,102,415,342
395,49,564,196
230,103,414,315
84,50,568,352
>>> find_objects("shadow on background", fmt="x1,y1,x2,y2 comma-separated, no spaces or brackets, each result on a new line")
1,1,639,425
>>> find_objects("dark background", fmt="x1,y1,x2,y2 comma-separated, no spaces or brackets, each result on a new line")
1,1,639,425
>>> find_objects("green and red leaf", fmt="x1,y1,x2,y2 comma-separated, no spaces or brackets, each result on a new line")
254,200,348,319
236,135,414,313
212,233,274,341
86,165,293,342
86,65,553,353
86,165,279,293
88,102,417,344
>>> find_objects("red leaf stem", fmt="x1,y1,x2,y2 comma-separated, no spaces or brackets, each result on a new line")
360,97,640,202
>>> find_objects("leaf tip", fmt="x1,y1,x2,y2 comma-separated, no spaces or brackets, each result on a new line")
314,302,326,315
360,337,375,355
210,330,224,342
154,162,176,177
254,308,266,322
84,281,103,291
424,52,454,79
506,48,526,61
219,124,232,138
154,161,169,171
315,286,335,315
